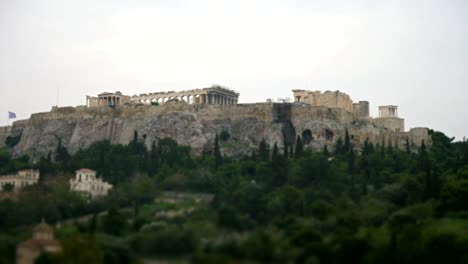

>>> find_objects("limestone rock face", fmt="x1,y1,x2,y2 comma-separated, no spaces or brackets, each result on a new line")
1,102,431,161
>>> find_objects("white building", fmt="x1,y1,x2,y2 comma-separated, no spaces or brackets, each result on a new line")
0,170,40,192
69,169,113,199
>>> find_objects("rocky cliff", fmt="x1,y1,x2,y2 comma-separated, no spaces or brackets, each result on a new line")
0,101,431,161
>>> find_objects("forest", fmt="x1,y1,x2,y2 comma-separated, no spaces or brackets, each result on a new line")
0,129,467,264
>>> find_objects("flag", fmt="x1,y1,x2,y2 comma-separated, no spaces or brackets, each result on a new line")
8,112,16,119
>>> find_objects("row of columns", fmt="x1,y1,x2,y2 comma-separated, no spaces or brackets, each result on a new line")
98,96,121,107
86,96,122,107
137,93,238,105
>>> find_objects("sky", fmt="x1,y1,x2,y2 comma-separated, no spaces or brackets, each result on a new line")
0,0,467,139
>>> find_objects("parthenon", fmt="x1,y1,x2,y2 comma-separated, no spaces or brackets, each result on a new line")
86,85,239,107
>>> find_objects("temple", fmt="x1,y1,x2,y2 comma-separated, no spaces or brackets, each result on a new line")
86,85,239,107
292,90,404,132
374,105,405,132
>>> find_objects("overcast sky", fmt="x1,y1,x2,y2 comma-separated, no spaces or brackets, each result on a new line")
0,0,467,139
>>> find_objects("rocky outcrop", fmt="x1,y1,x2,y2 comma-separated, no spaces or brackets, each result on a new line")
0,102,431,161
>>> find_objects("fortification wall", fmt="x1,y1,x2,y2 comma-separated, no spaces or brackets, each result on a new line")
373,117,405,132
293,90,354,113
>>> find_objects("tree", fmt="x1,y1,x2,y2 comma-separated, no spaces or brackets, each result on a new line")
419,140,437,199
35,253,53,264
323,145,330,156
51,234,103,263
267,185,305,218
272,143,279,164
124,176,157,218
405,138,411,154
148,141,159,176
258,139,270,162
347,148,356,175
295,136,304,158
344,129,351,153
5,134,21,148
214,134,222,168
102,208,127,236
334,138,344,155
2,183,13,192
220,130,231,142
440,179,468,211
283,143,289,158
55,138,70,164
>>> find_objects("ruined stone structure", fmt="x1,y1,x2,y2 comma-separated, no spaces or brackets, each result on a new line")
16,221,62,264
86,91,131,107
292,90,370,119
0,169,40,192
87,85,239,107
70,169,113,199
0,88,430,160
374,105,405,132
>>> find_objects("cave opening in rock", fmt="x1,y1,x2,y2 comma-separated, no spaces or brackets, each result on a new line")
302,129,313,144
325,129,334,141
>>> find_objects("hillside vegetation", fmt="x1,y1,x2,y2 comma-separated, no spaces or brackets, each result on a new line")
0,130,468,263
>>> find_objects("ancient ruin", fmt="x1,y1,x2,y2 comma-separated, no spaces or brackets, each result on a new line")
0,87,430,160
373,105,405,132
292,89,405,133
86,85,239,107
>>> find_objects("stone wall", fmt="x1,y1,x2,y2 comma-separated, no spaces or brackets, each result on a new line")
373,117,405,133
292,90,355,112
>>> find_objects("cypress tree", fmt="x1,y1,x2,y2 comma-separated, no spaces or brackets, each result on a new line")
418,140,436,199
344,128,351,153
272,143,279,163
284,143,289,158
405,138,411,154
55,138,70,163
334,138,344,155
323,145,330,156
347,148,355,174
259,139,270,162
387,139,393,154
214,134,222,168
295,136,304,158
